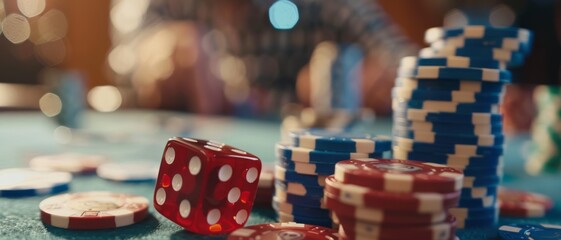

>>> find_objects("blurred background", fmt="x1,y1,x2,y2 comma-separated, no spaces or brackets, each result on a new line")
0,0,557,133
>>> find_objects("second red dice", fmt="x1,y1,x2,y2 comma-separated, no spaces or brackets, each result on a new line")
153,137,262,234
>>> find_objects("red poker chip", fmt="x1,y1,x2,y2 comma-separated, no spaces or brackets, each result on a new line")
228,222,339,240
338,214,457,240
498,187,553,208
498,187,553,218
325,176,460,213
40,191,149,230
338,226,460,240
334,158,463,194
324,194,448,225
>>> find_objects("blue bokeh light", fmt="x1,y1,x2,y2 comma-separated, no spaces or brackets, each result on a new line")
269,0,299,30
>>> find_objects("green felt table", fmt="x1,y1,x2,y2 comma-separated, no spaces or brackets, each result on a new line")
0,110,559,240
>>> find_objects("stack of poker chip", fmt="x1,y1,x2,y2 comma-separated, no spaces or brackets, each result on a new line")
526,85,561,174
273,129,391,228
325,158,463,240
392,25,533,229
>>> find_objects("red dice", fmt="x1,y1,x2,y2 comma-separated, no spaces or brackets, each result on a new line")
153,137,262,234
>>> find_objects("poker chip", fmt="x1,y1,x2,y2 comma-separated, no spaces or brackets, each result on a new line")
463,175,501,188
396,78,505,93
498,223,561,240
498,187,553,209
39,191,149,230
424,26,532,43
275,166,327,188
400,56,505,69
277,212,333,228
325,176,460,213
393,137,504,156
272,197,330,218
276,157,337,175
394,108,503,124
0,168,72,198
334,158,463,194
227,222,339,240
419,47,525,66
392,147,503,168
289,129,392,153
457,195,497,208
30,153,108,174
461,186,499,198
96,161,159,182
393,119,504,136
392,129,505,146
275,143,383,164
254,164,274,206
498,188,553,218
274,188,326,209
393,99,500,114
275,180,325,197
392,87,503,104
450,204,499,219
397,66,512,83
430,36,532,53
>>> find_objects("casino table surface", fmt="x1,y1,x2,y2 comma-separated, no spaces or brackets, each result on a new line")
0,110,559,240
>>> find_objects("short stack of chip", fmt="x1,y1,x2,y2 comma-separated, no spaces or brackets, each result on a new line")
325,158,463,240
526,85,561,175
391,25,533,229
273,129,391,228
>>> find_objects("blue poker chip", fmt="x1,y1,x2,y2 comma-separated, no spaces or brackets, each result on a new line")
393,119,503,135
277,211,333,228
276,157,336,176
393,99,500,114
393,137,504,156
499,223,561,240
274,166,327,188
400,56,505,69
463,175,502,188
392,87,503,104
275,143,383,164
458,166,502,177
289,129,391,153
425,26,532,43
0,168,72,198
450,204,499,219
461,186,499,198
397,66,512,83
420,47,525,66
274,188,325,209
456,215,498,229
393,108,503,124
430,37,532,54
392,147,503,167
458,195,497,208
396,78,505,93
392,129,505,146
272,197,330,218
274,179,325,197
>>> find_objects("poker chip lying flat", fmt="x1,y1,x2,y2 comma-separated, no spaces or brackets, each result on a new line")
276,157,336,175
275,166,327,188
498,223,561,240
0,168,72,198
30,153,108,174
393,137,504,156
276,143,383,164
227,222,339,240
275,180,324,197
274,188,326,209
392,129,505,146
458,195,497,208
449,165,502,177
461,186,499,198
392,87,503,104
40,191,149,229
498,187,553,209
463,175,501,188
393,99,500,114
96,161,159,182
392,147,503,168
394,108,503,124
289,129,391,153
430,36,532,53
419,47,525,66
393,119,504,136
424,26,532,43
325,176,460,213
397,66,512,83
400,56,505,69
396,78,505,93
334,158,463,194
450,204,499,219
323,194,448,225
498,187,553,218
455,215,497,229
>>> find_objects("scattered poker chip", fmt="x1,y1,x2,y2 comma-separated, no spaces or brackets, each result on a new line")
30,153,108,174
393,99,500,114
397,66,512,83
0,168,72,198
227,222,339,240
392,87,503,104
400,56,505,69
424,26,532,43
325,176,460,213
274,188,326,209
393,108,503,124
275,143,383,164
396,78,505,93
393,119,504,136
419,47,525,66
461,186,499,199
498,187,553,209
430,36,532,53
275,180,325,197
39,191,149,230
393,137,504,156
498,223,561,240
289,129,392,153
458,195,497,208
272,197,330,218
392,129,505,146
274,166,327,188
323,194,447,224
392,147,503,168
276,212,333,228
334,158,463,194
96,161,159,182
499,201,549,218
276,157,336,175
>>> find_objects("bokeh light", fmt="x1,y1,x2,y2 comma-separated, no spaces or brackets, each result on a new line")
37,9,68,44
87,86,122,112
490,4,515,27
17,0,46,18
269,0,299,30
39,93,62,117
443,9,467,27
2,14,31,44
111,0,150,34
108,44,136,75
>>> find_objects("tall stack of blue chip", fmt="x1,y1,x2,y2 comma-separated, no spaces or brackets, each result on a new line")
273,129,391,228
391,25,533,229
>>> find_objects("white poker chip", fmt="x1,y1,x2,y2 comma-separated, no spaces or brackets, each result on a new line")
96,161,159,182
0,168,72,197
29,153,108,174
